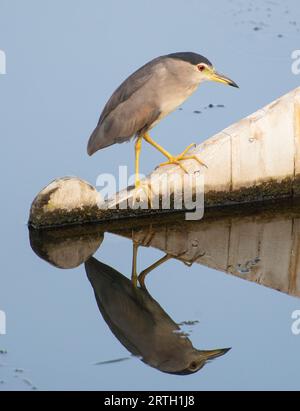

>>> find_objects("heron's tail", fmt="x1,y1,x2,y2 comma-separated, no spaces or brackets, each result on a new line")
87,125,131,155
87,126,110,156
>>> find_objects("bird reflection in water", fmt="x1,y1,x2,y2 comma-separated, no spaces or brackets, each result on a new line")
29,200,300,375
85,246,230,375
29,223,230,375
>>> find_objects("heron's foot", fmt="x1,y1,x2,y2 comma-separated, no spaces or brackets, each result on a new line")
158,143,207,173
133,179,153,207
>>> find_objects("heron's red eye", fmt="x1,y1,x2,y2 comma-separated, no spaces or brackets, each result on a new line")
190,362,197,370
198,65,205,72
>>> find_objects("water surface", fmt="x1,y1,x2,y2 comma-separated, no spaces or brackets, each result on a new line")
1,0,300,390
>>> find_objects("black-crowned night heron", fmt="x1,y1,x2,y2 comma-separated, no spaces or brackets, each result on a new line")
85,256,230,375
87,52,238,190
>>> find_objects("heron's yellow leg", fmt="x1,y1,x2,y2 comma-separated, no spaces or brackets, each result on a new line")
143,133,207,172
134,137,153,205
131,241,139,288
143,132,173,159
143,133,188,173
138,254,173,290
131,236,172,289
135,137,142,188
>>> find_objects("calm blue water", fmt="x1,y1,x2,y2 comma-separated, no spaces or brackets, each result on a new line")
1,0,300,391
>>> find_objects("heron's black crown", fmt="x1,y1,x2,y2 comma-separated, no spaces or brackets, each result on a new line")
167,52,212,67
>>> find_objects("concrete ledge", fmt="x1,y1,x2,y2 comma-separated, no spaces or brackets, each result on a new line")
29,87,300,228
29,199,300,298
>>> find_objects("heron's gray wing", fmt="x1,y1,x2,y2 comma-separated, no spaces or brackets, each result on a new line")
98,58,159,126
87,58,163,155
87,102,160,154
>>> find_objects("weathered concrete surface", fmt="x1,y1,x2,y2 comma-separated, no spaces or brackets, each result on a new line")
109,86,300,211
29,87,300,228
29,177,104,228
111,201,300,299
30,200,300,298
29,224,104,269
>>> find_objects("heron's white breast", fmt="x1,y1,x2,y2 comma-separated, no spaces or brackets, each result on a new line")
154,83,199,127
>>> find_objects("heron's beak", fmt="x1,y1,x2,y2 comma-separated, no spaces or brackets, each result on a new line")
201,347,231,360
210,70,239,88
